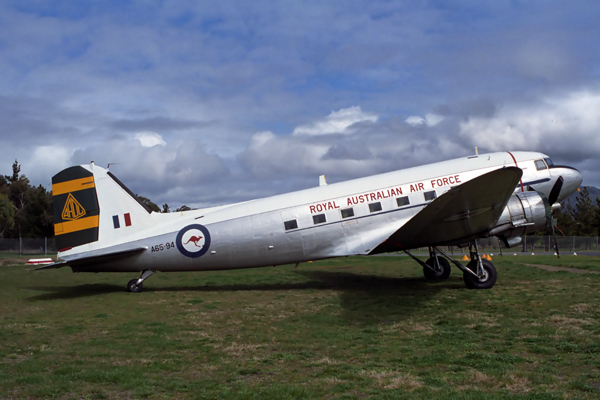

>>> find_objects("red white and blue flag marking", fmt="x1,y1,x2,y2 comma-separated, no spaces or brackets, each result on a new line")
113,213,132,229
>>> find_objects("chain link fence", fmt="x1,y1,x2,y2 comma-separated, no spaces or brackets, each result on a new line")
0,238,57,256
407,236,600,255
0,236,599,258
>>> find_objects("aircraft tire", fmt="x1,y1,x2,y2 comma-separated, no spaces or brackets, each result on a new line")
423,256,451,281
463,260,497,289
127,279,143,293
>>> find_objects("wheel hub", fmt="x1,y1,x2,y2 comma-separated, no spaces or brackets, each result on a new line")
478,268,489,282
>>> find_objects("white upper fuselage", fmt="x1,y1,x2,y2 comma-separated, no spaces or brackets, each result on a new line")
61,151,582,273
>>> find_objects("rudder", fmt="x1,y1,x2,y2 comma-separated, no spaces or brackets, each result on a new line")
52,166,100,251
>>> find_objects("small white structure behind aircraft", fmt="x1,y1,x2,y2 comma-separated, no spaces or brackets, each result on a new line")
38,151,582,292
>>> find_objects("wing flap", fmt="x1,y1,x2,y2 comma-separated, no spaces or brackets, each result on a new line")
371,167,523,253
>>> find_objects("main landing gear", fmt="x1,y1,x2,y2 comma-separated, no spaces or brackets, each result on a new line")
127,269,156,293
404,241,497,289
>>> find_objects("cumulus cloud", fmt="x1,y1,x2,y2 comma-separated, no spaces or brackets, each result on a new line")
239,107,393,182
321,143,374,161
25,146,73,187
135,132,166,147
405,113,444,127
239,106,468,186
68,135,230,207
293,106,378,135
458,90,600,161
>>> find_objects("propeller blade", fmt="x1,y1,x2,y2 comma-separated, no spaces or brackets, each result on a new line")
550,219,560,258
548,176,564,205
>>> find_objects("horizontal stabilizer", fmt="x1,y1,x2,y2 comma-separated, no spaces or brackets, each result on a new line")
35,246,148,271
34,261,69,270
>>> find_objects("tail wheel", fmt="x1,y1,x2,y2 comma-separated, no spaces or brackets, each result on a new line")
423,256,451,281
127,279,143,293
463,259,497,289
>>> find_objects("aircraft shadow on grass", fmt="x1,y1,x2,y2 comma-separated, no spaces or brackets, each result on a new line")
25,269,459,321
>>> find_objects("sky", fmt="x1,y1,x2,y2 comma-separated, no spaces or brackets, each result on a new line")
1,0,600,209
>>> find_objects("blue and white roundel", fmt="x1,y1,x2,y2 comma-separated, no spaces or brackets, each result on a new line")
176,224,211,258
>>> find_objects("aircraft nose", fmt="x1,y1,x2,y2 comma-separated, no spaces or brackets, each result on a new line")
556,167,583,202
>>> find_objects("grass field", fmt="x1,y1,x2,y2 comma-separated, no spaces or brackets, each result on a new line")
1,255,600,399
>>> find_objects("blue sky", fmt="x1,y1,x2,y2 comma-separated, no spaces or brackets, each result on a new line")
1,1,599,208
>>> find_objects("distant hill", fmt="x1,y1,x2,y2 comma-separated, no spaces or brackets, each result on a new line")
563,186,600,207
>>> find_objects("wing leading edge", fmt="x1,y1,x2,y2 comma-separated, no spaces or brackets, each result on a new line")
370,167,523,254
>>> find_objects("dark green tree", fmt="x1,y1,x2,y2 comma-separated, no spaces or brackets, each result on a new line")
136,195,160,213
0,160,53,239
573,187,596,236
175,205,191,212
5,160,30,241
161,203,170,213
595,197,600,236
23,185,53,238
553,202,577,236
0,192,14,238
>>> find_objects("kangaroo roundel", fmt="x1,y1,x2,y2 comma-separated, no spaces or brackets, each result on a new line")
176,224,211,258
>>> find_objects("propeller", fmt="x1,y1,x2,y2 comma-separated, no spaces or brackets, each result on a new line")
550,214,560,258
548,176,564,258
548,176,564,206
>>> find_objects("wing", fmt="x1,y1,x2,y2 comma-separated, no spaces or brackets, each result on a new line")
370,167,523,254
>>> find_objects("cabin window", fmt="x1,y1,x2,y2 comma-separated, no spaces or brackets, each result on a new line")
535,159,547,171
396,196,410,207
284,219,298,230
340,208,354,219
369,202,382,213
424,191,437,201
313,214,326,224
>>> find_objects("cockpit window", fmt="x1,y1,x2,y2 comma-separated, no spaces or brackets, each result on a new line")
544,158,554,167
534,159,547,171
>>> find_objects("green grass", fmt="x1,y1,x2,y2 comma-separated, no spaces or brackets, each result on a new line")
0,251,56,266
1,255,600,399
508,254,600,271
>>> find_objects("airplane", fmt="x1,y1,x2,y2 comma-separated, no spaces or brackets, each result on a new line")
37,151,582,292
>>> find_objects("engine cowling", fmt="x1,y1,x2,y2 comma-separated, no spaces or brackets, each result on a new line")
489,191,551,248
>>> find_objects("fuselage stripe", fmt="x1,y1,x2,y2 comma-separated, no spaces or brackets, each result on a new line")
506,151,524,192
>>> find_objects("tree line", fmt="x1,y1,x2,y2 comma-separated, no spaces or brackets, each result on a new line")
135,197,191,214
1,160,600,239
541,187,600,237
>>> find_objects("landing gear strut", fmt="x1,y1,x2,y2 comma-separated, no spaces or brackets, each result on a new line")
406,242,497,289
127,269,156,293
405,247,451,282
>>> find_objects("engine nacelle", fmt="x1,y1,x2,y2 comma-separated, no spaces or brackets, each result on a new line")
488,191,551,248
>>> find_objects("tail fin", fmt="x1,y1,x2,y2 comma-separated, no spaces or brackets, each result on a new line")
53,166,100,251
53,163,155,252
